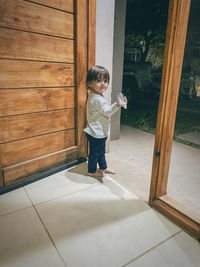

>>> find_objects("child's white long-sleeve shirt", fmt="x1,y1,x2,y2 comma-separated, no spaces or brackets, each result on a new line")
84,93,119,138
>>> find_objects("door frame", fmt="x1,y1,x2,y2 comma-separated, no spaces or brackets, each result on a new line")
149,0,200,240
76,0,96,159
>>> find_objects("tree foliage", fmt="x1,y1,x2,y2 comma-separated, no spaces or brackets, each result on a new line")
183,0,200,73
125,0,169,63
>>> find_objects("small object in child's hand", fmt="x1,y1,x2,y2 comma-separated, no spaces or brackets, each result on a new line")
116,92,127,109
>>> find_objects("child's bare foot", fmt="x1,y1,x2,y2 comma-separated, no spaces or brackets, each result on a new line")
101,168,116,174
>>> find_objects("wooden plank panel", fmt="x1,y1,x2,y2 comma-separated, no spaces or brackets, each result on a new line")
76,0,88,159
0,129,75,167
0,0,74,38
0,88,75,116
88,0,96,68
0,60,74,88
0,28,74,62
3,146,78,185
0,162,3,188
0,109,74,143
29,0,74,13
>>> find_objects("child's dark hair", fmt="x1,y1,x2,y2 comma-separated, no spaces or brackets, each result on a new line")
86,65,110,84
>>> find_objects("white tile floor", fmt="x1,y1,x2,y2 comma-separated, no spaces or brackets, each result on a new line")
108,125,200,216
0,163,199,267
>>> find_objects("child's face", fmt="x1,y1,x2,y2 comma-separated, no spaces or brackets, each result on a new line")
89,77,109,95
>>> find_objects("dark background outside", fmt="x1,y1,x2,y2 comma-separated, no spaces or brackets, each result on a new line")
121,0,200,149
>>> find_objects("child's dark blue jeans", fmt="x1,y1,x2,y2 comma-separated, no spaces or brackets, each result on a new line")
86,133,107,173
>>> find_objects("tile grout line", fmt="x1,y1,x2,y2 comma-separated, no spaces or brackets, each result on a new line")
33,183,100,207
24,187,68,267
0,205,32,218
0,184,99,218
121,230,182,267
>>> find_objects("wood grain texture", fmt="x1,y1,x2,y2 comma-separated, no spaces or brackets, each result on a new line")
88,0,96,68
28,0,74,13
149,0,200,241
149,0,176,202
0,87,75,116
0,163,3,188
0,109,75,143
76,0,88,158
156,0,191,197
0,28,74,62
149,0,191,201
0,0,74,38
0,60,74,88
160,195,200,223
3,146,77,185
0,0,94,186
151,199,200,239
0,0,78,186
1,129,75,167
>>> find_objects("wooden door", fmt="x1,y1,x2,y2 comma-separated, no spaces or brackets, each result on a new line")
149,0,200,239
0,0,95,188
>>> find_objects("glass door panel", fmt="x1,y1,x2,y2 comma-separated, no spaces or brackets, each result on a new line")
167,0,200,218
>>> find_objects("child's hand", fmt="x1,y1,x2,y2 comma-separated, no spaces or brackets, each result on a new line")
116,100,121,107
87,89,92,95
116,96,128,108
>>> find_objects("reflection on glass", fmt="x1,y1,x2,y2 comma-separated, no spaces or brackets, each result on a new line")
122,0,169,202
167,0,200,217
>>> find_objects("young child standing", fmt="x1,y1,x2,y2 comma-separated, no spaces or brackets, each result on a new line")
84,65,127,177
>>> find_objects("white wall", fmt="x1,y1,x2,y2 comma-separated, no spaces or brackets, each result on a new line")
95,0,126,140
111,0,126,140
95,0,115,104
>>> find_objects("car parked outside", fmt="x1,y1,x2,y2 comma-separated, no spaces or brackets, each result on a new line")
149,66,162,98
151,65,197,99
122,61,152,103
